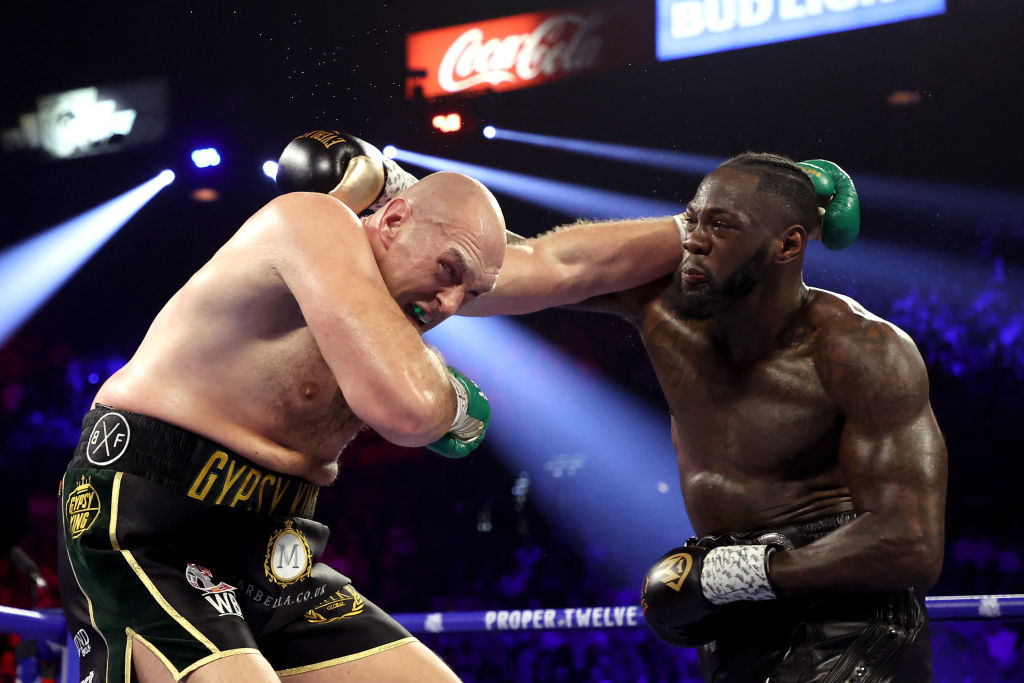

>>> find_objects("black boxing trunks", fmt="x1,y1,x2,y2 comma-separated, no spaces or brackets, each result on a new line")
58,406,415,683
690,513,931,682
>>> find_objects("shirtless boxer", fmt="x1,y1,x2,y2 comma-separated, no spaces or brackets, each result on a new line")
57,133,688,683
465,153,947,681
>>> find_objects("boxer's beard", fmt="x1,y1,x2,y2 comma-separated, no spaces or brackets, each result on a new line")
665,245,768,320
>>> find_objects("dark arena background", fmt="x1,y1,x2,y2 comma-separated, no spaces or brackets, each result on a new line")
1,1,1022,681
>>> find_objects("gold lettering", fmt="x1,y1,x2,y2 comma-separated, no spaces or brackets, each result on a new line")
187,452,228,501
67,492,92,513
69,514,88,534
290,482,315,516
215,461,248,505
297,129,336,141
229,469,260,507
294,129,348,149
256,474,276,513
322,136,349,149
271,479,290,515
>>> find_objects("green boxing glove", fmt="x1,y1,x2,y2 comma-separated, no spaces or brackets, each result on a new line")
796,159,860,250
426,367,491,459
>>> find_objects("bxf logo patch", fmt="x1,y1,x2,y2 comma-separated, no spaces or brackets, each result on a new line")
86,412,131,466
185,563,242,617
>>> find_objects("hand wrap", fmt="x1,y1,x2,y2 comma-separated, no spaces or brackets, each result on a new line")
426,367,490,459
641,537,781,647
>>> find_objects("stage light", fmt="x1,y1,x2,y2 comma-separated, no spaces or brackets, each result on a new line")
191,147,221,168
190,188,220,203
426,316,688,585
482,126,496,139
481,127,1024,222
803,237,1023,303
382,145,398,159
262,160,278,180
432,113,462,133
388,147,680,220
482,127,722,175
0,170,175,346
851,175,1024,223
887,90,922,107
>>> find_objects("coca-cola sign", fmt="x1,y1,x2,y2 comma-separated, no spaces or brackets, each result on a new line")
406,3,651,98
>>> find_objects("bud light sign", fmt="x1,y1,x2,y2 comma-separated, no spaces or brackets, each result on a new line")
656,0,945,61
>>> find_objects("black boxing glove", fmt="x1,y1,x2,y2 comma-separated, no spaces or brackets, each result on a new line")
641,541,779,647
276,129,418,214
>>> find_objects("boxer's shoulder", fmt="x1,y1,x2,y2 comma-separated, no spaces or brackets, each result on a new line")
257,191,363,243
227,192,380,299
806,289,916,355
806,289,928,413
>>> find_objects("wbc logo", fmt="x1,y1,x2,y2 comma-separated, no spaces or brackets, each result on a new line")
185,564,242,617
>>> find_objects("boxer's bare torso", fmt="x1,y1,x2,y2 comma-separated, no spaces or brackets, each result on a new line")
643,287,853,534
96,211,362,486
592,273,945,593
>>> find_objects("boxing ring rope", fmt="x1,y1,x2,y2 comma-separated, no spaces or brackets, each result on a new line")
391,594,1024,633
2,595,1023,681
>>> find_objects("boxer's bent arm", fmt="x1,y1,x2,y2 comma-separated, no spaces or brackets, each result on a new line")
768,318,947,596
258,192,456,445
459,216,682,316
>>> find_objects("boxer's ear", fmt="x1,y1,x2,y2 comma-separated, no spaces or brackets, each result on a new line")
775,224,807,264
378,197,410,248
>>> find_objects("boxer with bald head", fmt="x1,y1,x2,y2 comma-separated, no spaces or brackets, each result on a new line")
58,132,689,683
59,170,506,683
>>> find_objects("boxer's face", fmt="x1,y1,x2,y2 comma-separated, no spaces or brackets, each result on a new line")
381,212,503,332
667,168,776,319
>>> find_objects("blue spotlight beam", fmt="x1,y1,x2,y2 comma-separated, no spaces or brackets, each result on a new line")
426,316,689,586
484,127,1024,223
854,175,1024,223
488,127,724,176
389,148,681,221
804,236,1022,300
0,171,174,347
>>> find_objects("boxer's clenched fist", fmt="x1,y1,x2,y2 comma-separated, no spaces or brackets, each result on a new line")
276,129,418,214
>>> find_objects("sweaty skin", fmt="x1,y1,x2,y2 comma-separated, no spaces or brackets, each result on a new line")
94,172,687,487
472,166,947,597
95,173,507,486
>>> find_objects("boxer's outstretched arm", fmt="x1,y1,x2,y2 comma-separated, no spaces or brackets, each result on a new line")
768,315,947,595
459,216,683,316
257,192,457,446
